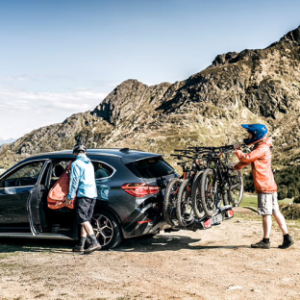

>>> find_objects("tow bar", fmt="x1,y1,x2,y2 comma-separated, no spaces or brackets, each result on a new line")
170,205,234,232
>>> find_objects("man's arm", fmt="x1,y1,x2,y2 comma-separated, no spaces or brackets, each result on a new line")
67,163,81,200
234,161,251,171
234,147,265,164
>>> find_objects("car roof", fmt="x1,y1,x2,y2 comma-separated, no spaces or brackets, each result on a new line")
22,148,162,164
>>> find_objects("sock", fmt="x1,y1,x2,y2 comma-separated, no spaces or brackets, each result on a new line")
88,234,99,246
263,238,270,243
283,234,290,241
79,236,87,248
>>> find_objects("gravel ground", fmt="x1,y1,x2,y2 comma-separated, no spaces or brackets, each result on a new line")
0,210,299,300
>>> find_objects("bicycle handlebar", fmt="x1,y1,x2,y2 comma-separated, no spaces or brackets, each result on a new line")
174,149,195,153
171,154,194,159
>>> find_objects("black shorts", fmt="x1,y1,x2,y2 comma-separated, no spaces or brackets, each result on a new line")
76,197,96,224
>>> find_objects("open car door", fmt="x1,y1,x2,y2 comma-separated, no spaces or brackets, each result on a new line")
28,158,78,240
27,159,51,236
0,159,49,232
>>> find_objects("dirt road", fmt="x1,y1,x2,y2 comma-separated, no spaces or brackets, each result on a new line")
0,212,299,300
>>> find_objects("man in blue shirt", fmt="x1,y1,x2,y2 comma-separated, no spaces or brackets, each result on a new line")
65,138,101,254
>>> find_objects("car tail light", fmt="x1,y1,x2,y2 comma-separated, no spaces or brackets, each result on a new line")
138,220,152,224
122,183,159,197
204,218,212,229
227,210,234,218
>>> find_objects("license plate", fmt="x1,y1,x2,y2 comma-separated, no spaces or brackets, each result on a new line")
212,213,222,224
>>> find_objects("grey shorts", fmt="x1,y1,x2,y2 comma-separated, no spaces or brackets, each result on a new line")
76,197,96,224
258,192,280,215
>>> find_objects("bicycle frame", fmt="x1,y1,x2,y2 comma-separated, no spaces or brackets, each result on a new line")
206,151,232,206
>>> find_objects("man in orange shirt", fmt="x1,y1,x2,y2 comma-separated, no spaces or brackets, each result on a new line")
233,124,294,249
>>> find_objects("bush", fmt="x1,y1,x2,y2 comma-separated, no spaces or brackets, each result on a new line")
280,203,300,220
244,166,300,200
294,196,300,204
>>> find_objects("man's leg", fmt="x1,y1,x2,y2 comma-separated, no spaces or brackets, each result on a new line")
73,225,88,252
81,221,94,236
251,194,271,249
272,192,294,249
79,225,87,245
83,199,101,254
273,211,288,235
263,215,272,239
273,211,294,249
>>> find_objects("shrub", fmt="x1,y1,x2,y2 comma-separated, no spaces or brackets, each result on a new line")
244,166,300,200
294,196,300,204
280,204,300,220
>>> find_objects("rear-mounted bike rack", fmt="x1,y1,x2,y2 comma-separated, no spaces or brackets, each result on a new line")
171,205,234,232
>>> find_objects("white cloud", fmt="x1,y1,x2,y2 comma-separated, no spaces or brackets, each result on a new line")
0,86,107,140
0,74,69,82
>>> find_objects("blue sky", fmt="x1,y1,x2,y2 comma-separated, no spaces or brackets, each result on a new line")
0,0,299,140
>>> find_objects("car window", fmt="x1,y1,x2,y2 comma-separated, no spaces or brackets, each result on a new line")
93,162,114,180
126,157,175,179
1,161,45,187
51,161,71,180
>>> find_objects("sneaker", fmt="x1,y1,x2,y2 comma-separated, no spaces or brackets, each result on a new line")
84,243,102,254
72,245,85,253
278,237,294,249
251,240,270,249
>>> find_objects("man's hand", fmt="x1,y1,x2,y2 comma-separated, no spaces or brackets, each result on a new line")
229,163,237,171
233,143,241,149
64,197,72,206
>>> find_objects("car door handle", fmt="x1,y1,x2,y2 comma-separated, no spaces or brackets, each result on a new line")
20,191,29,195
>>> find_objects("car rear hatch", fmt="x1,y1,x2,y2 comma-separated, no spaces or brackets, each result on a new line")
122,154,178,194
121,153,177,232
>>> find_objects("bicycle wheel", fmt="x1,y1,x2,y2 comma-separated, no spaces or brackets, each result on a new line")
191,171,205,219
227,170,244,206
201,168,218,217
176,179,195,227
217,182,229,208
163,178,182,226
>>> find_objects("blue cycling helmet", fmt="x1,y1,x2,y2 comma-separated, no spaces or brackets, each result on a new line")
241,124,268,145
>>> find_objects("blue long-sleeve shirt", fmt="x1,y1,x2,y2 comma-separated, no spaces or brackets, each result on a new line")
67,154,97,200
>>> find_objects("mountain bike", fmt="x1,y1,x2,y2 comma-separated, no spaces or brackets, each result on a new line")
176,149,210,225
163,151,195,226
197,145,244,217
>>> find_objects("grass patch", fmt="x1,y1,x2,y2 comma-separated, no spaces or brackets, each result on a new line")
233,212,261,221
0,253,11,260
241,194,293,208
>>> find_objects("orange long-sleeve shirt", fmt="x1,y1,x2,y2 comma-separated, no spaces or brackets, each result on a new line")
234,137,277,194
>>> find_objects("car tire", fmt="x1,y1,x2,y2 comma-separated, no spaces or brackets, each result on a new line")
91,211,123,250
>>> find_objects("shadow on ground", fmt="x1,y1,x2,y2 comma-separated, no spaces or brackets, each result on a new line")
119,234,250,252
0,234,250,255
0,238,75,254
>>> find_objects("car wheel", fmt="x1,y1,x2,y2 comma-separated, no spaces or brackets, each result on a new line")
91,211,123,250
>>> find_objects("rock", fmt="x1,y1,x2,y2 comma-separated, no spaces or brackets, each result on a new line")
19,142,33,154
228,286,243,291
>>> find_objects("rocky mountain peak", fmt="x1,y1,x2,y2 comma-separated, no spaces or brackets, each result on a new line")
92,79,171,125
1,25,300,177
279,25,300,45
211,52,240,66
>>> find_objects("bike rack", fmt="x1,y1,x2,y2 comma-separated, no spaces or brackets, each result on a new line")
171,205,234,232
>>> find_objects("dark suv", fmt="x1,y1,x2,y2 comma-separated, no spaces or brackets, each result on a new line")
0,148,177,249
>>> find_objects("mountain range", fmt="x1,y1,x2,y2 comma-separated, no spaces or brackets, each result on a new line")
1,25,300,184
0,138,15,147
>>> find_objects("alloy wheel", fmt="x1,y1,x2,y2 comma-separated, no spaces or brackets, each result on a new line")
91,214,114,247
